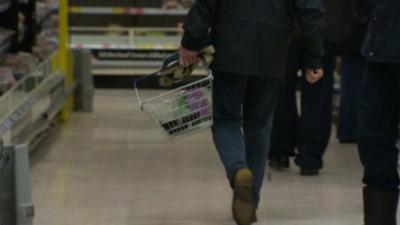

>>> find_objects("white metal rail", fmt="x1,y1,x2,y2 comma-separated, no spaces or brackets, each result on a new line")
69,6,188,16
0,53,56,128
70,27,182,50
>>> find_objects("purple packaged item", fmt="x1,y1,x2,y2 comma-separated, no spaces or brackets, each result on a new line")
185,88,209,117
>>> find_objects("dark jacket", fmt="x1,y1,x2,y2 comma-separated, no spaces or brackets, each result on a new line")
336,0,370,55
338,22,368,56
181,0,325,78
362,0,400,63
322,0,354,42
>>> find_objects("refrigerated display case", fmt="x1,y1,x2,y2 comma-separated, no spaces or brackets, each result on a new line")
0,0,74,148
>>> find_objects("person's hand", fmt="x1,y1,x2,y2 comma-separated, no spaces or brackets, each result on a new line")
179,46,199,67
305,68,324,84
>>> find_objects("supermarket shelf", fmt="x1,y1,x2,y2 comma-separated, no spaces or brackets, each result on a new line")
13,81,73,147
70,27,181,50
0,53,68,144
70,43,179,50
0,74,63,137
69,6,188,16
0,1,10,13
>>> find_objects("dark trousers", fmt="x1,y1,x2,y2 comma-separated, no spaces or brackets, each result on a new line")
358,61,400,191
212,71,280,207
337,55,365,141
270,40,336,169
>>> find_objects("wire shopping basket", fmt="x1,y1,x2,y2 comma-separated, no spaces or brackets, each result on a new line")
133,58,213,140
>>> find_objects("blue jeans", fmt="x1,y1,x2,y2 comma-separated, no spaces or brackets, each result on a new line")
358,61,400,191
337,55,365,141
211,70,280,207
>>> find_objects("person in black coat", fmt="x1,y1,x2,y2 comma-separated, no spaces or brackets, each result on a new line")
269,0,353,175
179,0,325,224
337,1,369,143
357,0,400,224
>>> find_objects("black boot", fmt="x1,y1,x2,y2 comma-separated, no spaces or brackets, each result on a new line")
269,155,290,170
363,187,399,225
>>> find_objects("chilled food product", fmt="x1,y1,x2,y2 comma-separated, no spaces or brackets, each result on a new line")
162,0,193,9
162,0,178,9
33,34,58,60
3,52,39,78
178,0,193,8
0,67,16,95
0,27,15,45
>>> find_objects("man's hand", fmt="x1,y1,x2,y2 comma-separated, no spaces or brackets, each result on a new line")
305,68,324,84
179,46,199,67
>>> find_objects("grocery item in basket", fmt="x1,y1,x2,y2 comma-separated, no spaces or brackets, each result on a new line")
178,92,191,112
160,94,191,135
160,88,210,135
184,89,209,117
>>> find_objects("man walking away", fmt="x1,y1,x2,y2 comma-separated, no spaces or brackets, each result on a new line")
179,0,325,224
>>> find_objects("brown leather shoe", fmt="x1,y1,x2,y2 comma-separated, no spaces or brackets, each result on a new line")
232,168,255,225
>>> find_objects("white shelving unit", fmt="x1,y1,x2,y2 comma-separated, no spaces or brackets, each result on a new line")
69,26,181,50
69,6,188,16
0,53,67,145
68,1,207,87
0,0,72,147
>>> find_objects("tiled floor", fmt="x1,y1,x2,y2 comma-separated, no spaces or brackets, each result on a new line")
31,89,365,225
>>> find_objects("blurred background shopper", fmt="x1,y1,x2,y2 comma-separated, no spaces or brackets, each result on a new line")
269,0,354,176
356,0,400,224
179,0,325,224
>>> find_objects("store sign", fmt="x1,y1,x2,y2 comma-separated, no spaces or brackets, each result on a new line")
92,49,175,61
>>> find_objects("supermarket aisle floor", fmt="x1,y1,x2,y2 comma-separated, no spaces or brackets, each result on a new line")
31,89,364,225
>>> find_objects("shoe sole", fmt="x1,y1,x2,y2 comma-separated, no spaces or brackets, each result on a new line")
232,169,255,225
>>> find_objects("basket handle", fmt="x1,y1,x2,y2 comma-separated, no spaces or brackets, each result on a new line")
133,47,214,107
133,69,163,107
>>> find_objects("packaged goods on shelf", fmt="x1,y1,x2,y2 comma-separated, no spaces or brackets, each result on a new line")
162,0,193,9
36,0,58,26
18,12,26,36
0,27,15,45
0,67,16,95
33,33,58,60
36,0,58,5
162,0,178,9
178,0,193,8
41,14,59,31
3,52,39,79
